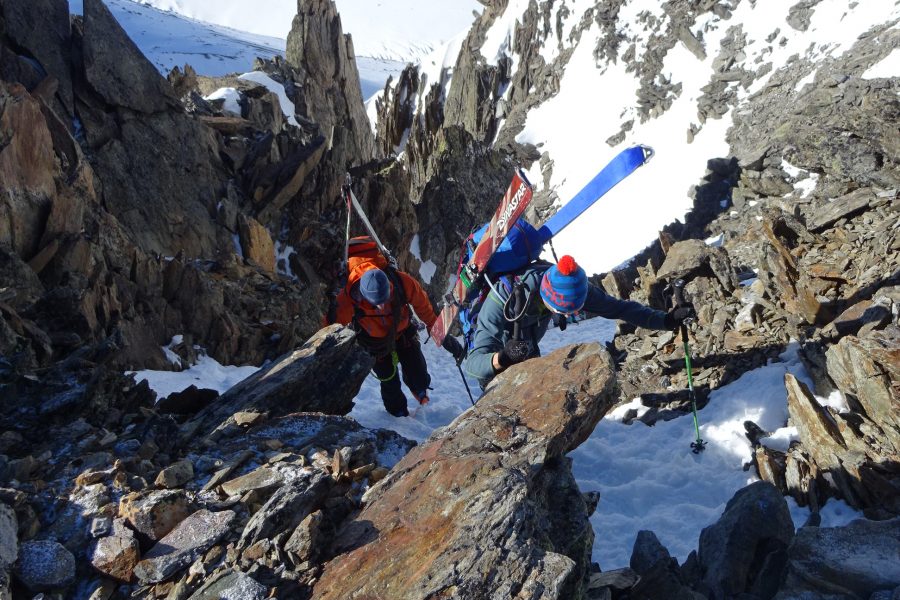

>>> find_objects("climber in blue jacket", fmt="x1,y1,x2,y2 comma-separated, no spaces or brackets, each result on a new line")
463,255,695,389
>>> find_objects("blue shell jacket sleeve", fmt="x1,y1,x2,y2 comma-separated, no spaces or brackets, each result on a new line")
463,288,509,387
582,284,668,330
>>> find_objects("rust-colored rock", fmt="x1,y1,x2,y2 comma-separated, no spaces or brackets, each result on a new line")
313,342,618,600
238,215,275,272
118,490,190,541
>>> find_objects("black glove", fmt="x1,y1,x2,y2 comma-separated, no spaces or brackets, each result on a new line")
497,339,533,369
665,303,697,330
442,335,465,361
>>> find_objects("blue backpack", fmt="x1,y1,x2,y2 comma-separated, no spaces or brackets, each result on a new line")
457,217,544,350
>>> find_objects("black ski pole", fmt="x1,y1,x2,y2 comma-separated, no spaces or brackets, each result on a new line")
673,279,706,454
457,362,476,406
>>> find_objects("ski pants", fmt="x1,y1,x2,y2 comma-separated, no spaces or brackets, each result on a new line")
370,327,431,417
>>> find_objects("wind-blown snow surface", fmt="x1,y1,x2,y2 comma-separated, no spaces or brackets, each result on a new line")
484,0,900,274
69,0,284,76
130,0,482,63
68,0,407,99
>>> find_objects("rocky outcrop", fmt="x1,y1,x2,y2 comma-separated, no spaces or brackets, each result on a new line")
81,0,177,114
697,482,794,600
1,320,412,597
179,325,373,443
312,342,618,600
774,518,900,600
0,0,332,385
285,0,374,180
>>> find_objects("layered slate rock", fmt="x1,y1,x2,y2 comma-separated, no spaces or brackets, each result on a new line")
81,0,177,114
285,0,374,169
312,342,618,600
133,509,236,584
775,518,900,600
0,0,74,113
180,325,373,443
698,481,794,599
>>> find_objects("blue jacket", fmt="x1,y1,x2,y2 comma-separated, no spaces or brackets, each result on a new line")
464,263,667,388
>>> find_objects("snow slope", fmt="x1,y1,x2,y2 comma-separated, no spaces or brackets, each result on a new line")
69,0,284,77
69,0,479,102
486,0,900,275
130,0,482,63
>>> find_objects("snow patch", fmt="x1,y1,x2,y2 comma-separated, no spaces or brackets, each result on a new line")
130,352,259,400
238,71,298,127
204,87,241,115
862,48,900,79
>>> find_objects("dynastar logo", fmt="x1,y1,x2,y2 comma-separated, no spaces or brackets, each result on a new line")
495,181,530,233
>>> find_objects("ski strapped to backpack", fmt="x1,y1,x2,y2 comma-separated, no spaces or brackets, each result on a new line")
331,176,415,361
343,174,396,267
429,168,535,347
536,144,654,242
433,144,655,353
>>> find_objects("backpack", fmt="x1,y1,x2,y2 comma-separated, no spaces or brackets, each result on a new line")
342,237,410,353
456,217,545,351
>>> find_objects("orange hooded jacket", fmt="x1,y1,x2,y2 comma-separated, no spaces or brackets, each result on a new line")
332,255,437,340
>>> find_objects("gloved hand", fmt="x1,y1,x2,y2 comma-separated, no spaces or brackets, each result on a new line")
665,303,697,330
442,335,465,361
497,339,533,369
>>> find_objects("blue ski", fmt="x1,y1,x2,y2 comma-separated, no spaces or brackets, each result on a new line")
537,145,654,243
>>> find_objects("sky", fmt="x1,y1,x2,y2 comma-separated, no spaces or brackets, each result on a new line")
88,0,889,569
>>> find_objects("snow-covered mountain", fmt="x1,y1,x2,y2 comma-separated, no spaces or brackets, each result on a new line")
66,0,421,97
121,0,482,62
393,0,900,275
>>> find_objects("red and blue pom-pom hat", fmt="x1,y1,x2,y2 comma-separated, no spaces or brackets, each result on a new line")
540,255,588,314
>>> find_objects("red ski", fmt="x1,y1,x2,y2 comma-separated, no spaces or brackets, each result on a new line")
430,169,533,347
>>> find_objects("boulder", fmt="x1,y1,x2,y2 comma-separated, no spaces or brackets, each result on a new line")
656,239,739,292
187,569,267,600
784,371,900,515
807,188,875,233
133,509,236,584
220,465,284,498
238,471,330,550
81,0,177,113
118,489,190,541
698,481,794,599
180,325,373,443
88,530,140,583
238,215,275,272
154,458,194,489
825,328,900,452
312,342,619,600
775,519,900,599
284,510,324,563
156,385,218,415
13,540,75,592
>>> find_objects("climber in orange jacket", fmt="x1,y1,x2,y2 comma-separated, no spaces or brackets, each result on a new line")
331,256,461,417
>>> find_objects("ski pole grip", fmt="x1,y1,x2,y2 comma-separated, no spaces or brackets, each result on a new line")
672,278,687,308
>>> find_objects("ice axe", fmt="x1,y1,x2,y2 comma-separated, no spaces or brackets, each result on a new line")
672,279,706,454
